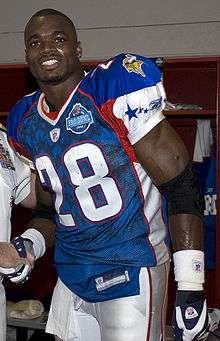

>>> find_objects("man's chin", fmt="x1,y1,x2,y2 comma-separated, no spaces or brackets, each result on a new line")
39,75,64,85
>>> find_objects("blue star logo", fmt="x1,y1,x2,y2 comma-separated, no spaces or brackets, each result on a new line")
125,105,139,120
140,107,149,114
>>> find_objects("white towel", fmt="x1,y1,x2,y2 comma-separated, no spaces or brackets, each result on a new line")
193,119,213,162
6,299,44,319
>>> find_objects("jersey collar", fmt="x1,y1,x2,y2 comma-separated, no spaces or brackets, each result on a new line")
37,74,86,126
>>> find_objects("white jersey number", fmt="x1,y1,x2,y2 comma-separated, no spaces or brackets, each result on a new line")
36,143,122,226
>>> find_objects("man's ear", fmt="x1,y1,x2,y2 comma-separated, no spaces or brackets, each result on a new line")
76,41,82,58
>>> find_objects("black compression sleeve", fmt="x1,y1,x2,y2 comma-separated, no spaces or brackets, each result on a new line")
158,161,204,219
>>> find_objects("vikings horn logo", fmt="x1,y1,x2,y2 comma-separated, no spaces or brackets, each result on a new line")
123,54,145,77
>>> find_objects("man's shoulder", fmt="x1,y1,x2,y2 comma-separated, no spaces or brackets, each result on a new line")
91,53,158,74
7,90,41,143
81,53,161,105
10,90,40,114
84,53,161,89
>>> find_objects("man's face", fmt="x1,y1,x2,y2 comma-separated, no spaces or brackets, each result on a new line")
25,14,82,85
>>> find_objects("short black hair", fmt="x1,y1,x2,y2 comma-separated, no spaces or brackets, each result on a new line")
24,8,77,44
27,8,74,26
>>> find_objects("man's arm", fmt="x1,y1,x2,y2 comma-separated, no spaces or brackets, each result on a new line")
133,118,203,252
24,174,56,249
20,171,37,209
134,118,209,340
0,171,37,269
12,174,56,266
0,174,55,277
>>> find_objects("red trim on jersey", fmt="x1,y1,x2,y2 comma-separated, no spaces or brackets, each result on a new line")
135,173,157,263
8,137,32,161
100,99,138,162
100,98,157,263
39,85,79,122
79,87,138,163
160,262,169,341
146,267,153,341
78,87,157,263
40,95,59,120
14,100,37,161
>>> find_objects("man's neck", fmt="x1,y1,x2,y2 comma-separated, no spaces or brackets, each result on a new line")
39,70,84,112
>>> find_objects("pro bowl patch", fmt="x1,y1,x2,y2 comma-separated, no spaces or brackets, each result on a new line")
66,103,94,134
123,54,145,77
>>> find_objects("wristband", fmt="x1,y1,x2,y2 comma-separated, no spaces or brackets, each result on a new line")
173,250,204,291
21,228,46,259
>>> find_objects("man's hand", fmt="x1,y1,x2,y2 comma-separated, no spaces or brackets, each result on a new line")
0,236,35,283
172,290,210,340
0,241,27,269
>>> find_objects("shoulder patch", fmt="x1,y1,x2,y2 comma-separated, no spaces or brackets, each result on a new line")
122,54,145,77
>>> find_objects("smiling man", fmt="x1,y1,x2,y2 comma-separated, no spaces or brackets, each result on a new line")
6,8,217,341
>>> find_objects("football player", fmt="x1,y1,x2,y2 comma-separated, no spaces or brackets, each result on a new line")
5,8,218,341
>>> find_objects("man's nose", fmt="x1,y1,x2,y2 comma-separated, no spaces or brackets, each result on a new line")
40,40,55,51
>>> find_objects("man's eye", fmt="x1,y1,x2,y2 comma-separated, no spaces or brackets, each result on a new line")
55,37,65,43
30,41,40,48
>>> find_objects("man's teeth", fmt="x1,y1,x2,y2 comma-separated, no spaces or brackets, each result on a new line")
42,59,58,66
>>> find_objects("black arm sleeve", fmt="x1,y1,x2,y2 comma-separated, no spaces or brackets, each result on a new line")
158,161,204,219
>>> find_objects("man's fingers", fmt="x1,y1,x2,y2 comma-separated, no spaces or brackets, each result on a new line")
26,252,35,266
8,264,31,283
0,238,35,282
0,242,28,268
0,257,30,275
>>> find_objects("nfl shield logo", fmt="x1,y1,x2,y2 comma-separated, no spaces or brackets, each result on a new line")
66,103,93,134
192,259,203,273
50,128,60,142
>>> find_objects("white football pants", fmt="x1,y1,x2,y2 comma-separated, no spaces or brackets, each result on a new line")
46,262,169,341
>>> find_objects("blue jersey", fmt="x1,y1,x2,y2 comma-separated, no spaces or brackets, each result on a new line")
8,53,169,301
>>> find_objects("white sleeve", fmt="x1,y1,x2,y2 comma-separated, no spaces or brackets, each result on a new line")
112,80,166,145
12,152,32,205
